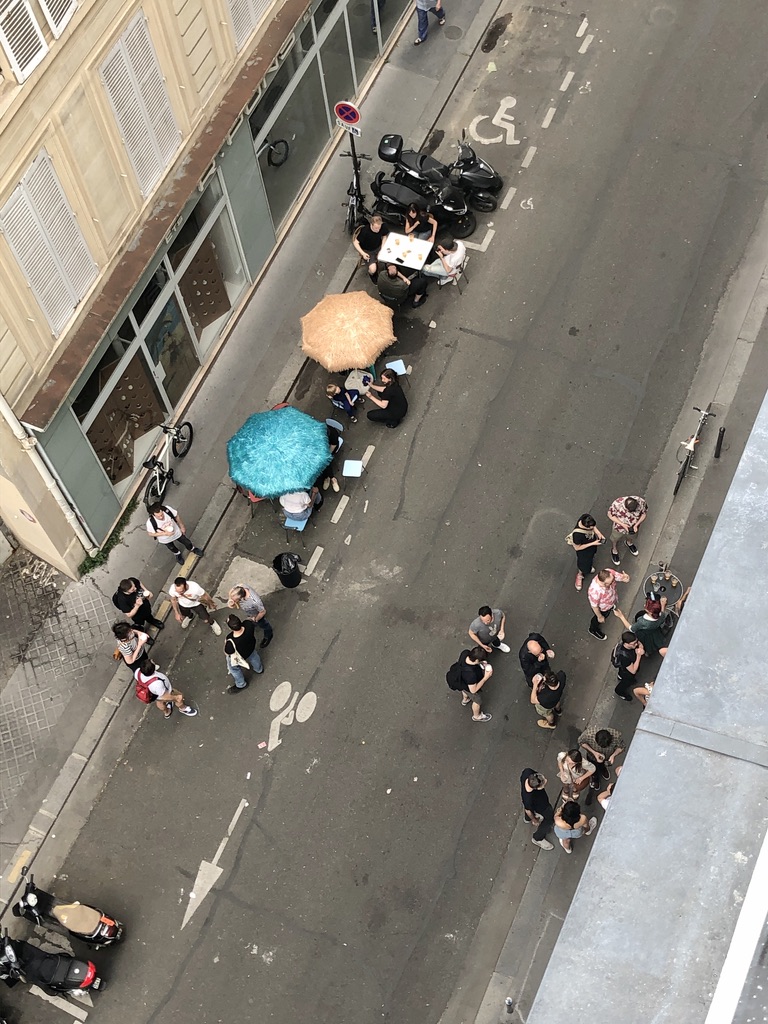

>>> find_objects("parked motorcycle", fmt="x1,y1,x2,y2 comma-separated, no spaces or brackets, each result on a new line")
0,931,104,996
12,869,123,947
370,171,476,239
379,132,503,212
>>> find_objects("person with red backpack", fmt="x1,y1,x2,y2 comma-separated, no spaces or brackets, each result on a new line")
134,661,197,719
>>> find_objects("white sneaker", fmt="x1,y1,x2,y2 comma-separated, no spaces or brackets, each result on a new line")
532,838,554,850
210,620,222,636
497,642,511,653
180,617,191,629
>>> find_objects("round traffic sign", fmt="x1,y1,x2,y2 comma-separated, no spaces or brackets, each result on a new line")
334,101,361,125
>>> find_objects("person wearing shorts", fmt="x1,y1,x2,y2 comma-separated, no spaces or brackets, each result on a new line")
459,647,493,723
135,662,197,720
553,800,597,854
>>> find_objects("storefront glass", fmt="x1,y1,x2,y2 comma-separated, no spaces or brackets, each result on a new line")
319,13,356,118
348,1,380,82
143,294,199,407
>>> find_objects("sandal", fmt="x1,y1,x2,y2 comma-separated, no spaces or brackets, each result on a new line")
461,696,471,706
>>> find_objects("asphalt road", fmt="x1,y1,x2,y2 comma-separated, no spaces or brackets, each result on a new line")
7,0,768,1022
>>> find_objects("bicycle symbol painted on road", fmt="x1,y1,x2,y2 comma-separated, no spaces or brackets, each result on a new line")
267,681,318,752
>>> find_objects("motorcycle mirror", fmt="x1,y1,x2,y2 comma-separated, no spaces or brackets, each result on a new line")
26,893,38,907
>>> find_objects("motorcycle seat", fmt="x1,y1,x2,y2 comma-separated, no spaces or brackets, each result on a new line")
52,902,101,933
400,151,445,175
379,181,426,207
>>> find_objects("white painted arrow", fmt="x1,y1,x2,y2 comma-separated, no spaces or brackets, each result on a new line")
181,798,248,930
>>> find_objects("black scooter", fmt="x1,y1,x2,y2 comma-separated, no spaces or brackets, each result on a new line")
380,132,503,212
370,171,476,239
12,869,123,948
0,930,104,996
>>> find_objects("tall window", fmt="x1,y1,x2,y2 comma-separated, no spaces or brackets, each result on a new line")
39,0,78,37
228,0,272,52
0,150,97,335
0,0,77,81
100,11,181,197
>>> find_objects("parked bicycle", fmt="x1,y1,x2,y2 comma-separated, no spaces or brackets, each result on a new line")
142,421,194,507
257,137,290,167
340,146,372,234
674,404,715,495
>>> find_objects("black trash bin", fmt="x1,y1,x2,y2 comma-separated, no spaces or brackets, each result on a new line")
272,552,303,589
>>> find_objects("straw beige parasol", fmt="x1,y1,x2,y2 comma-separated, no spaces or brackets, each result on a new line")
300,291,396,372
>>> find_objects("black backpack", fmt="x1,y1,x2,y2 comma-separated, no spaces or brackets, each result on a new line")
445,661,464,691
149,506,177,531
610,642,626,670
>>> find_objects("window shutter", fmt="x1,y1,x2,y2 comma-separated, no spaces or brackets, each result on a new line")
0,0,48,81
0,152,97,335
38,0,78,39
100,12,181,197
228,0,271,52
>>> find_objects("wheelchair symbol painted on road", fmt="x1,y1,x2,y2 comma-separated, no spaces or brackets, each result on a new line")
267,681,317,751
469,97,521,146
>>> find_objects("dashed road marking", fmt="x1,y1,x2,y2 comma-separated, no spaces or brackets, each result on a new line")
361,444,375,468
541,106,557,129
521,146,537,168
464,228,496,252
501,185,517,210
577,16,588,37
579,33,594,54
304,546,324,577
29,986,88,1021
331,496,349,523
560,70,575,91
6,849,32,882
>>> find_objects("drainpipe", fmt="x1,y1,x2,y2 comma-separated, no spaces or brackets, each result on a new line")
0,393,99,556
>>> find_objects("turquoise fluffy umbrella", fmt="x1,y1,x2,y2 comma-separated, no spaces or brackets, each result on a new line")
226,407,332,499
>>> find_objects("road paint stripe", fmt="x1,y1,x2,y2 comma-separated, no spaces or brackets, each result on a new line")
521,146,537,168
29,986,88,1021
560,70,575,91
541,106,557,129
501,185,517,210
464,228,496,252
304,546,324,576
331,496,349,523
6,849,32,882
578,33,594,54
361,444,376,468
211,798,249,866
576,16,588,37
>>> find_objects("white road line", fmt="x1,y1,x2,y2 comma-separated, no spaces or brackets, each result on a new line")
541,106,557,129
212,798,249,866
29,986,88,1021
521,146,537,168
331,495,349,523
576,16,588,37
464,228,496,252
304,545,324,576
560,70,575,91
578,33,594,54
361,444,375,468
501,185,517,210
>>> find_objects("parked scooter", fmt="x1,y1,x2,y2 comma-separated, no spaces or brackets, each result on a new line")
379,132,503,212
370,171,476,239
0,930,104,996
12,868,123,947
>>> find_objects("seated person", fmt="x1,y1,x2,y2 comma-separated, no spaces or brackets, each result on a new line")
404,202,438,243
366,367,408,428
326,382,362,422
353,214,389,283
377,264,431,308
279,489,322,522
421,236,466,281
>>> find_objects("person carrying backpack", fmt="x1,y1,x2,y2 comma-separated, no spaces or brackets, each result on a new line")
445,647,493,723
145,502,203,566
134,661,197,719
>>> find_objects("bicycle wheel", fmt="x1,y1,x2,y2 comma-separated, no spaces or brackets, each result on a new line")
267,139,290,167
144,472,168,508
345,200,357,236
171,421,194,458
673,454,691,496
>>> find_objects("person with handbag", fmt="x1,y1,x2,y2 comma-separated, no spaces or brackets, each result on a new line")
566,513,606,591
224,615,264,694
556,749,596,799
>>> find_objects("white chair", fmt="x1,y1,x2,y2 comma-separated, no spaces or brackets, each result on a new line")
439,253,470,293
342,459,367,491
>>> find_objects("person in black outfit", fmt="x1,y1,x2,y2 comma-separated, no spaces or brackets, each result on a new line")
612,631,644,701
112,578,164,631
404,203,437,243
518,631,555,688
376,264,432,309
520,769,555,850
569,513,606,591
366,368,408,427
353,214,389,282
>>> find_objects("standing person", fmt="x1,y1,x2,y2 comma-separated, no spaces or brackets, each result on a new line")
445,647,493,722
631,597,670,656
611,631,645,701
112,578,164,631
227,585,274,647
112,621,153,671
223,615,264,694
146,503,203,566
587,567,630,641
553,800,597,854
578,726,625,789
518,631,555,687
556,749,596,799
567,514,606,591
607,494,648,565
168,577,222,635
353,214,388,282
366,368,408,428
468,605,511,654
530,669,566,729
134,661,197,719
370,0,385,33
413,0,445,46
520,770,555,851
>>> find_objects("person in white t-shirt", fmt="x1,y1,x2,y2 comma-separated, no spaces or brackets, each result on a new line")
420,237,466,281
135,661,198,720
168,576,221,635
146,503,203,566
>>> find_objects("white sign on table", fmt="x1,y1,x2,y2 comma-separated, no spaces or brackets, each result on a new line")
378,232,433,272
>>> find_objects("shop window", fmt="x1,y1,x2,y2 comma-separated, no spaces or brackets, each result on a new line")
248,30,314,140
132,264,169,325
143,295,199,406
312,0,343,33
319,12,355,122
167,178,223,268
348,2,379,81
71,319,135,423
